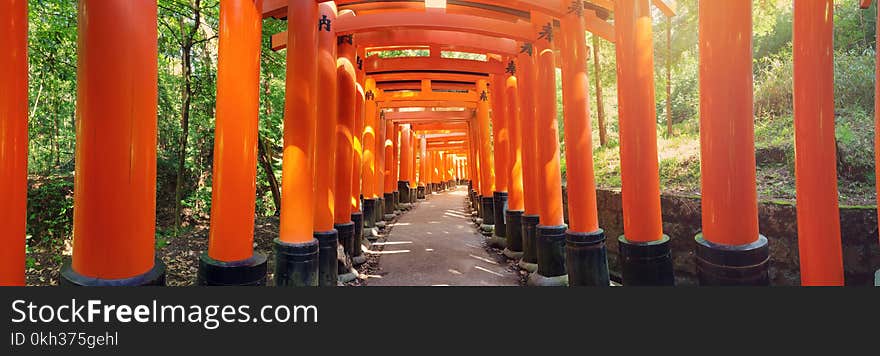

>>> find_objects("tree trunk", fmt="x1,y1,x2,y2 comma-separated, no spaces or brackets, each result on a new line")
258,134,282,216
260,75,282,216
173,0,201,235
592,35,607,147
666,17,673,138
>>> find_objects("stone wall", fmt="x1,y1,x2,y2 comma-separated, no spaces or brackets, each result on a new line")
561,187,880,286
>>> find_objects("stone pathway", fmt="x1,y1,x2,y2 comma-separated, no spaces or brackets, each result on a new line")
366,186,520,286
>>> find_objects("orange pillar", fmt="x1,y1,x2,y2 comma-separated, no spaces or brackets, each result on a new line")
792,0,843,286
492,74,510,194
467,121,479,194
313,3,338,233
383,119,397,216
311,2,339,286
200,0,267,286
352,48,365,215
376,110,387,211
560,6,607,286
398,124,413,203
334,22,358,267
503,58,525,260
476,79,496,229
518,42,540,272
420,134,428,188
489,72,510,248
362,79,378,200
411,134,418,190
349,45,367,265
362,78,380,231
392,123,401,208
614,0,673,286
0,0,28,286
695,0,768,286
63,0,164,285
529,12,567,286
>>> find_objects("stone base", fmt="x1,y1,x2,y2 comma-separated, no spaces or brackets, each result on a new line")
352,254,367,266
61,258,166,286
365,227,380,241
338,268,358,284
503,248,523,260
527,272,568,287
384,214,395,221
480,224,494,237
488,235,507,249
518,260,538,273
875,270,880,286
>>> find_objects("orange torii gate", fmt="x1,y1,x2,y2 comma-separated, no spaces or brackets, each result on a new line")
1,0,869,288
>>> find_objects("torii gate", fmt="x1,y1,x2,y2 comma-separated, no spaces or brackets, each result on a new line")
1,0,870,288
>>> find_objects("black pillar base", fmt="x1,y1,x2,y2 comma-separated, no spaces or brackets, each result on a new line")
695,234,770,286
273,238,319,287
393,191,400,210
398,181,411,204
480,196,495,225
197,253,267,286
528,225,568,287
383,193,395,215
418,186,426,199
314,230,338,287
490,192,508,247
61,258,166,286
411,188,417,203
565,229,610,287
519,214,539,272
351,213,366,266
618,235,675,286
363,199,377,229
504,210,524,259
376,197,385,224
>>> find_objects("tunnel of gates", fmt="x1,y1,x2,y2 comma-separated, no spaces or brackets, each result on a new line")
1,0,880,287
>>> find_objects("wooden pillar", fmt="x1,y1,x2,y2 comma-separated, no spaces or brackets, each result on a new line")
333,13,358,269
308,2,339,286
349,45,367,265
792,0,843,286
489,71,510,248
559,5,608,286
614,0,673,286
199,0,267,286
476,79,496,229
518,41,540,272
528,12,567,286
0,0,28,286
313,3,338,233
694,0,769,286
63,0,164,286
362,79,378,199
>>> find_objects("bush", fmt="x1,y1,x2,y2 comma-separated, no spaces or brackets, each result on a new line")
27,176,74,245
755,48,794,117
